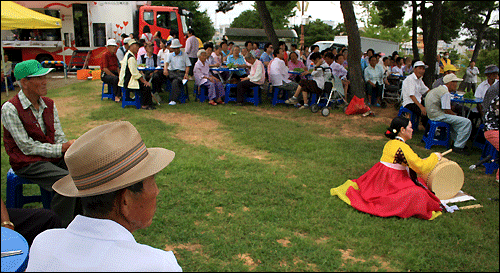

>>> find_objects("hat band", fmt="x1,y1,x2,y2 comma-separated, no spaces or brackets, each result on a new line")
73,141,149,191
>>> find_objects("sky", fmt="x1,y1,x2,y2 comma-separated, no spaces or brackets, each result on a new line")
197,1,413,29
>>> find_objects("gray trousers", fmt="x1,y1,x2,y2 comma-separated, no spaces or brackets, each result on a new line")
167,70,187,102
14,160,80,228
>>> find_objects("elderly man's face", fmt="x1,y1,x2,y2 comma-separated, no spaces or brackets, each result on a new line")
129,43,140,54
22,75,48,97
245,56,255,65
126,175,159,230
107,45,117,54
414,66,426,78
486,72,499,81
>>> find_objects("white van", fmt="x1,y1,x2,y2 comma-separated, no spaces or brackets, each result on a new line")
314,36,399,57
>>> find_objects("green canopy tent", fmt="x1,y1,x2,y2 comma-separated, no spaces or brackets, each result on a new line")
1,1,62,95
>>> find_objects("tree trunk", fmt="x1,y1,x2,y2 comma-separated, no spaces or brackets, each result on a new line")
423,1,442,88
470,7,493,63
421,1,429,55
411,0,420,61
255,1,279,49
340,1,364,102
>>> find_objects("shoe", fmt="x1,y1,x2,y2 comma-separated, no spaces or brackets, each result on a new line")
168,101,177,106
216,100,225,105
114,97,121,103
299,104,309,110
209,101,218,106
375,103,381,107
452,146,469,155
285,97,298,104
235,102,244,106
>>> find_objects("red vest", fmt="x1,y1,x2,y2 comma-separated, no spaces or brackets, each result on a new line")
3,94,62,171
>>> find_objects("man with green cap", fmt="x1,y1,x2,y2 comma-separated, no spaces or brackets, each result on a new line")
1,60,80,227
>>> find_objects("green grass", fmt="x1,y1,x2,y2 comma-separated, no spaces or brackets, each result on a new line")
1,79,498,271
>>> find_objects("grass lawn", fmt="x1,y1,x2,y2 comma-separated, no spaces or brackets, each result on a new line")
1,78,498,271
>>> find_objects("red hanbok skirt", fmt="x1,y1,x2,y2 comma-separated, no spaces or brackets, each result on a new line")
332,162,442,220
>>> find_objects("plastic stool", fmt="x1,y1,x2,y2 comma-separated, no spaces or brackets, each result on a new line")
422,120,451,149
398,106,420,132
246,86,261,106
272,86,290,106
481,140,498,175
101,82,115,101
166,80,188,104
121,87,141,109
224,84,238,104
6,169,52,209
194,85,208,102
472,124,486,150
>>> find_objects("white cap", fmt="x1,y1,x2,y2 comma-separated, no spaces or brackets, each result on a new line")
106,39,118,47
123,37,131,45
443,74,463,84
413,61,428,69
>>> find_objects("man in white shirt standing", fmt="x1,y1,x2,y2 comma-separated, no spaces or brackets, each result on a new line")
464,61,480,94
401,61,430,129
26,121,182,271
269,48,299,93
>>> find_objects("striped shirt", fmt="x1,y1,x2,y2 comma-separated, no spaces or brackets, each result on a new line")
1,90,66,158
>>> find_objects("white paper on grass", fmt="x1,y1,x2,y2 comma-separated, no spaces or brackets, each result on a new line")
440,190,476,204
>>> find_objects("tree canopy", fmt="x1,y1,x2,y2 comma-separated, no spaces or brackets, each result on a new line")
292,19,336,47
229,1,297,29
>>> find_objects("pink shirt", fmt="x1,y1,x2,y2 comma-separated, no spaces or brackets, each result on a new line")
185,35,199,58
249,59,265,85
193,59,209,86
287,59,306,80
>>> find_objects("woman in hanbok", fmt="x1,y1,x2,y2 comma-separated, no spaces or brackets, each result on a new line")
331,116,444,220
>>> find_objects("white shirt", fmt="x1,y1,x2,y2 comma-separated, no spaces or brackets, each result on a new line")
392,66,404,76
402,73,429,107
158,48,170,63
26,215,182,272
165,51,191,71
269,57,291,86
475,79,499,99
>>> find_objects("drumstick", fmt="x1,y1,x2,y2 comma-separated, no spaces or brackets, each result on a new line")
441,149,453,156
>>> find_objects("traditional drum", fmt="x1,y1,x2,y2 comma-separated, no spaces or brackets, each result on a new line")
421,157,464,200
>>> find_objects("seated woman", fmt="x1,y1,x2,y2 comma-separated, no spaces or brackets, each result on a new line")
284,52,328,109
194,49,225,106
287,51,306,83
331,116,444,220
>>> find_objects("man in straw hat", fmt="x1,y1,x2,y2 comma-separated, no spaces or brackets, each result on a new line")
163,38,191,106
425,74,472,155
2,60,79,228
26,121,182,271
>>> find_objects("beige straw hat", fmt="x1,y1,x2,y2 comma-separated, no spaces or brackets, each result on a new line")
53,121,175,197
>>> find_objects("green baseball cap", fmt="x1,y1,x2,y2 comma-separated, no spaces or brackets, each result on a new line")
14,60,54,80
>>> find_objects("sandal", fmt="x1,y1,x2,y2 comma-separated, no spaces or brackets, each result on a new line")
209,101,218,106
216,100,225,105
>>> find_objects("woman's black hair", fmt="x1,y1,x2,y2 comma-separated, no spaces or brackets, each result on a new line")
385,116,410,139
143,25,151,34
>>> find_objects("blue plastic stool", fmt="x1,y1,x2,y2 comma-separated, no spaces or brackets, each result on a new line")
472,124,486,150
166,80,188,103
194,85,208,102
6,169,52,209
224,84,238,104
101,82,115,101
422,120,451,149
480,140,498,175
398,106,420,132
246,86,261,106
121,87,141,109
271,86,290,106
